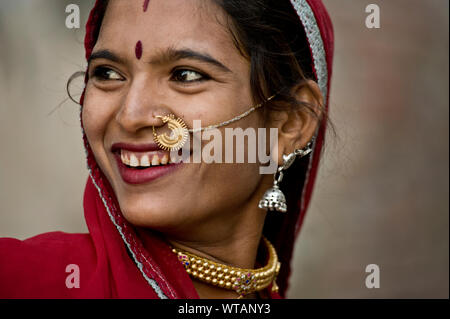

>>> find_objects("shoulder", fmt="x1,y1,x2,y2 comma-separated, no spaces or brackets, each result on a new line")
0,231,93,260
0,232,94,298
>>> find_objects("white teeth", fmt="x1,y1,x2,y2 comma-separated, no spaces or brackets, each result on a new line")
140,154,150,167
161,154,168,165
121,151,130,165
120,150,172,167
169,154,178,163
130,154,139,167
152,154,160,166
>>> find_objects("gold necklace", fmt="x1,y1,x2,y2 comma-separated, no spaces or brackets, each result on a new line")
171,236,281,299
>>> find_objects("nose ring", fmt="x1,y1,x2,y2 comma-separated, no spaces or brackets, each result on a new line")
152,114,189,151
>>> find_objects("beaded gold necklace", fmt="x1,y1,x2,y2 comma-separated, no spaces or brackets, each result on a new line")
171,236,281,299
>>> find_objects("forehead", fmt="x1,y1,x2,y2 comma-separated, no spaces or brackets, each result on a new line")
96,0,238,64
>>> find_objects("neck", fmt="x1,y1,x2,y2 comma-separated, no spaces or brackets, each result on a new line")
164,174,275,299
168,232,265,299
166,199,269,298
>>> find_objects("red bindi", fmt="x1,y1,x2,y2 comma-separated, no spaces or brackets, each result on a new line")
135,41,143,60
143,0,150,12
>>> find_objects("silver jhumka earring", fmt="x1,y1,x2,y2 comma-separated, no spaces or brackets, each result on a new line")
258,139,315,213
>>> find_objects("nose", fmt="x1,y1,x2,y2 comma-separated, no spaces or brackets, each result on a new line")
115,78,167,133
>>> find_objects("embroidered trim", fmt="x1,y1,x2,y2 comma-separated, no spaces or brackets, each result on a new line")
87,170,169,299
289,0,329,234
80,118,173,299
289,0,328,103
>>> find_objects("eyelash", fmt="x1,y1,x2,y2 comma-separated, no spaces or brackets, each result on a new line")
90,66,210,84
170,69,210,84
91,66,124,81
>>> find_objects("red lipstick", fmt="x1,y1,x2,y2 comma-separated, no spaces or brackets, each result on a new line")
111,143,182,185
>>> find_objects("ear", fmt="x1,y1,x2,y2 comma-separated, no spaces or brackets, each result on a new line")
269,80,324,165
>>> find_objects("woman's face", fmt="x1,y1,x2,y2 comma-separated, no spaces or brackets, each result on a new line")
83,0,269,240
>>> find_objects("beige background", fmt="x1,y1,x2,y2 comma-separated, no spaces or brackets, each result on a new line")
0,0,448,298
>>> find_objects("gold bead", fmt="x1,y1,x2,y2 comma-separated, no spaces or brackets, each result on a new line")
209,264,215,270
198,267,204,272
211,271,217,277
190,257,195,262
196,260,202,265
219,280,225,287
217,273,223,279
224,275,230,280
203,262,208,268
216,267,222,272
230,270,235,275
186,269,191,274
225,282,232,288
204,270,210,275
223,268,228,274
212,279,218,284
192,271,198,276
192,264,197,270
199,274,204,279
205,276,211,282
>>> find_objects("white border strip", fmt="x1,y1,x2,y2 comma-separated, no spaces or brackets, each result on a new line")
290,0,328,103
87,167,169,299
289,0,329,233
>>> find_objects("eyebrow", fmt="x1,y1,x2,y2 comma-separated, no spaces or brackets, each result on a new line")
148,47,232,73
88,47,232,73
88,49,125,65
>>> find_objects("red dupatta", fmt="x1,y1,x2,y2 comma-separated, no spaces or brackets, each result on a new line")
0,0,333,299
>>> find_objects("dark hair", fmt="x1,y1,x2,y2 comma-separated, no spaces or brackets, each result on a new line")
210,0,322,116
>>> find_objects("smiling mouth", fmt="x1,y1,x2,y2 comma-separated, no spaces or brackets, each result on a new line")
110,142,191,184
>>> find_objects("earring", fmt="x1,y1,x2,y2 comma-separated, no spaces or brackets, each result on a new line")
152,114,189,151
258,139,315,213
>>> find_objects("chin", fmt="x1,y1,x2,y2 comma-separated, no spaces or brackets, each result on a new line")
119,201,184,230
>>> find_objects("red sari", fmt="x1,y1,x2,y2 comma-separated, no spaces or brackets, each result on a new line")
0,0,334,299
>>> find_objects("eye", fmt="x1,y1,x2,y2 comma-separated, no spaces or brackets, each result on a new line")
91,66,124,81
171,69,209,84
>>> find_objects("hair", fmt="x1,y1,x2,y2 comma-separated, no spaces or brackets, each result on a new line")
210,0,322,117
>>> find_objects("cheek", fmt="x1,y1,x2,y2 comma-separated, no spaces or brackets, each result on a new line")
200,161,262,209
82,88,114,147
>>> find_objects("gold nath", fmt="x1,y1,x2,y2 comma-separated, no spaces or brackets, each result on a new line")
171,236,281,299
152,114,189,152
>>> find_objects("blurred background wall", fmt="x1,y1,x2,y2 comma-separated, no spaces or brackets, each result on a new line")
0,0,448,298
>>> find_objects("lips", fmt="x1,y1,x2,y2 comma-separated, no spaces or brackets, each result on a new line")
111,142,183,185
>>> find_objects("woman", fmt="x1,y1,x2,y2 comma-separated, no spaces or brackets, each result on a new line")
0,0,333,299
